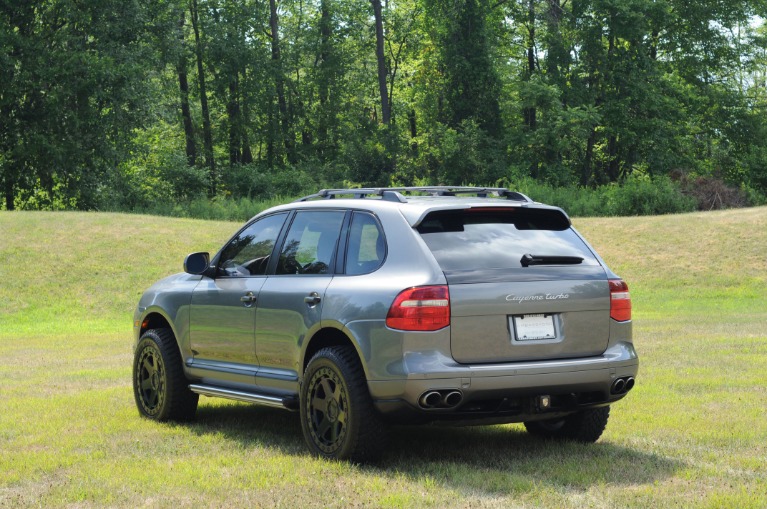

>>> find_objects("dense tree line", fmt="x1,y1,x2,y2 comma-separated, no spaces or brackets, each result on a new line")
1,0,766,211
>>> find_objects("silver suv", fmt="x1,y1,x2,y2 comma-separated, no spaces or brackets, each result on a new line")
132,187,638,462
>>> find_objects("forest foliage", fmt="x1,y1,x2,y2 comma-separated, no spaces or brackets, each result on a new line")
2,0,767,215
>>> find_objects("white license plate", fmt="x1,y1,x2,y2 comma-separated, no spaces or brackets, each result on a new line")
511,314,556,341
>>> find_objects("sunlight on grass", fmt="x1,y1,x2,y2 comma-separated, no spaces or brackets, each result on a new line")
1,208,766,508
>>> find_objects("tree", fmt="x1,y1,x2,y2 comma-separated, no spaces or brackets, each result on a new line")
425,0,502,137
371,0,391,124
269,0,296,165
176,10,197,168
0,0,171,209
190,0,216,196
3,0,767,210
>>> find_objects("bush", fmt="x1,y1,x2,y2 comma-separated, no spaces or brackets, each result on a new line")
509,174,696,217
221,163,321,200
337,123,396,187
104,123,209,211
601,175,697,216
391,121,506,188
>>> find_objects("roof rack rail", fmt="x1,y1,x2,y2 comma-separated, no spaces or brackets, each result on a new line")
295,186,533,203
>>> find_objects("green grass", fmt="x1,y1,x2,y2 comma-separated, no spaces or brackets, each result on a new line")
1,208,766,508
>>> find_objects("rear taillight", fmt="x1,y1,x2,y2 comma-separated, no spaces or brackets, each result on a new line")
609,279,632,322
386,286,450,331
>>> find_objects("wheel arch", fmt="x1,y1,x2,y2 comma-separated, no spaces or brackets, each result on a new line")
135,309,180,352
301,326,368,380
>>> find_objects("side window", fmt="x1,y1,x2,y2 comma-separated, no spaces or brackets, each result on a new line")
345,212,386,275
276,211,345,275
218,213,288,277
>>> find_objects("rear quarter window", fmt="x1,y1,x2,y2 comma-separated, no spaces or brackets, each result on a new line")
345,212,386,275
417,208,600,271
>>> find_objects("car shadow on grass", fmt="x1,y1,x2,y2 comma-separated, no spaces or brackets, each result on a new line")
382,424,679,495
187,402,679,496
190,401,307,456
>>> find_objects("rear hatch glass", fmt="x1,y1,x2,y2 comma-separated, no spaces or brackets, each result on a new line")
417,207,609,363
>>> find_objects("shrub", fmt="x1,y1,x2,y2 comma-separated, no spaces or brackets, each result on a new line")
509,174,696,217
221,164,320,200
601,174,697,216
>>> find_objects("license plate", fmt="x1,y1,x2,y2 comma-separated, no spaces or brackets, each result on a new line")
511,314,556,341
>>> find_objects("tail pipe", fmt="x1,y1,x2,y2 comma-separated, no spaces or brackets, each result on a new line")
418,389,463,409
419,391,442,408
444,391,462,407
611,376,636,395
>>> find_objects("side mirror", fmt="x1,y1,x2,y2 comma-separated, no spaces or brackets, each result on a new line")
184,252,210,275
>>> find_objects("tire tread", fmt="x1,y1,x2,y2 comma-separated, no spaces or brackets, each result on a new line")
301,345,387,463
133,328,198,422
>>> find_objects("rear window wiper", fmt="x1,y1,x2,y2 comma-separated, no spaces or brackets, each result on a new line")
520,254,584,267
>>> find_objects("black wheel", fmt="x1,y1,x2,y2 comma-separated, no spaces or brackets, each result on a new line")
300,346,387,462
524,406,610,443
133,328,198,421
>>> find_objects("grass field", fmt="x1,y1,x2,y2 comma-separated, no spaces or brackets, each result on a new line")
1,208,765,508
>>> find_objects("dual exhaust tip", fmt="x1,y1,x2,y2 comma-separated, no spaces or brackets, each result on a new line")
420,377,634,409
611,376,636,395
418,389,463,409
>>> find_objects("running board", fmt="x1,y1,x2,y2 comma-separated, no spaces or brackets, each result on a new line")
189,384,299,411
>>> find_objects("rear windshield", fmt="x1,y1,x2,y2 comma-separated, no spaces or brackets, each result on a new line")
417,208,600,271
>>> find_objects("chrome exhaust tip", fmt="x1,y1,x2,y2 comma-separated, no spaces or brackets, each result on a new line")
611,378,626,394
419,391,442,408
443,390,463,408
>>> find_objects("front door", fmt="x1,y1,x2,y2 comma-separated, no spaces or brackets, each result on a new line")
189,212,288,384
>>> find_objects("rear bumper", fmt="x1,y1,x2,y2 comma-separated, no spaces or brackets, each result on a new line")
368,341,638,424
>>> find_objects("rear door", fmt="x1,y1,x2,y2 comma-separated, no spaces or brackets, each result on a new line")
417,207,610,363
255,210,346,390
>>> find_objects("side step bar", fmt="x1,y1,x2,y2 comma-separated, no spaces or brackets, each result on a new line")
189,384,299,411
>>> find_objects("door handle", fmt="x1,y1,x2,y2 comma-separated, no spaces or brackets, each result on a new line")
304,292,321,306
240,292,257,306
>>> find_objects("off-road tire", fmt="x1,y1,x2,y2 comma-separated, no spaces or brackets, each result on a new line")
133,328,198,421
524,406,610,443
300,346,387,462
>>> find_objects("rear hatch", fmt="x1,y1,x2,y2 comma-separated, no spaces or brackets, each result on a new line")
417,206,610,363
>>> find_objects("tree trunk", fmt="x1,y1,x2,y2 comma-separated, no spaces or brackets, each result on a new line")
190,0,216,196
270,0,296,164
582,128,596,186
317,0,332,159
241,72,253,164
242,139,253,164
545,0,570,100
267,108,275,168
177,12,196,167
650,28,659,61
228,78,241,165
543,0,565,169
527,0,536,78
524,0,538,177
370,0,390,124
545,0,564,78
4,176,13,211
607,134,619,182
